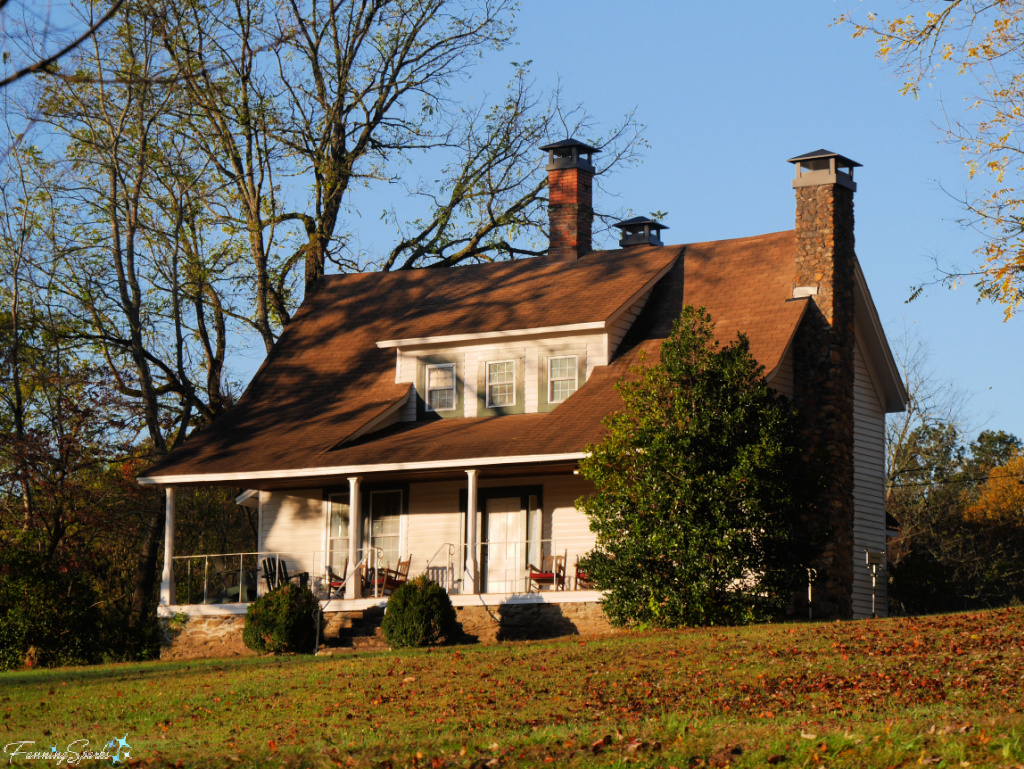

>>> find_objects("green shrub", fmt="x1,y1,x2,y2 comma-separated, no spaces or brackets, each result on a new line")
242,583,320,654
0,549,102,670
381,575,458,648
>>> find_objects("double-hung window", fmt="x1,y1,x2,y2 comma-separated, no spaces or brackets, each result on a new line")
425,363,456,411
486,360,515,408
327,494,350,573
548,355,578,402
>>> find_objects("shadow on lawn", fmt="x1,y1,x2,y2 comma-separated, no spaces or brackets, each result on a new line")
0,655,271,688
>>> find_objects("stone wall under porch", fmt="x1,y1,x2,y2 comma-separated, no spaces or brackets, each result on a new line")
158,592,615,661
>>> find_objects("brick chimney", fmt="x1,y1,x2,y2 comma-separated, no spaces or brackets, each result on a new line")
541,139,599,261
787,149,860,620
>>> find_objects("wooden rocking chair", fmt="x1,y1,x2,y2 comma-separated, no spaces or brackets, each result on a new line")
325,557,349,599
366,556,411,597
528,551,566,592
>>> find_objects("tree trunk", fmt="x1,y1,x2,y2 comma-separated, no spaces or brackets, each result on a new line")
129,492,164,631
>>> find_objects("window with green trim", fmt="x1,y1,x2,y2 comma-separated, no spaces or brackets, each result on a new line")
486,360,515,408
425,363,456,411
548,355,578,402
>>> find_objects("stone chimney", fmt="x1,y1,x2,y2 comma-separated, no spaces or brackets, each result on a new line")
787,149,860,620
541,139,599,261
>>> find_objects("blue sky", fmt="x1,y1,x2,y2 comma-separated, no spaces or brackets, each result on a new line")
459,1,1021,440
27,1,1021,441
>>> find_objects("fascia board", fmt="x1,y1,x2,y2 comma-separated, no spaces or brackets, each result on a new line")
603,253,682,334
376,323,606,349
138,451,589,486
234,488,259,507
335,388,412,445
854,261,909,412
764,299,810,382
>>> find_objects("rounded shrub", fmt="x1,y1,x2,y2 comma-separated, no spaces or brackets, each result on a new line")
381,575,458,648
242,583,320,654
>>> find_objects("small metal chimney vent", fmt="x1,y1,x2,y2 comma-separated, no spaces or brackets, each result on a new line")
613,216,668,247
540,138,599,173
788,149,861,192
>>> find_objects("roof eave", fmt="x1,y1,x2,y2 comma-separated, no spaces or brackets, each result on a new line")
764,298,811,381
137,451,589,487
854,261,909,412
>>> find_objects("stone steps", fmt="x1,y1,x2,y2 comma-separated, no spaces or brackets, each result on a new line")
320,607,389,652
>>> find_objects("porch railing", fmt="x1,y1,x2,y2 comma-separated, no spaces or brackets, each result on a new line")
169,537,597,605
171,551,326,606
471,537,595,594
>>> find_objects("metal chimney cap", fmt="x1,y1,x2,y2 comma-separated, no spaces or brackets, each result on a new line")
540,138,599,172
787,149,862,168
613,216,669,232
613,216,668,248
539,138,601,154
788,149,860,191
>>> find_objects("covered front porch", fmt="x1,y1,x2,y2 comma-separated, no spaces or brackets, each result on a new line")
155,461,603,617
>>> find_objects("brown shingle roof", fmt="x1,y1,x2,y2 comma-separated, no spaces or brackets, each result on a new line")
142,246,681,479
141,232,806,482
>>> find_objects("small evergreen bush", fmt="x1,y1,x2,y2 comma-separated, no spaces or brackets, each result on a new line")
242,583,320,654
381,575,458,648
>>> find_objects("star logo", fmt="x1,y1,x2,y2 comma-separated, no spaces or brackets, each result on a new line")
110,734,131,764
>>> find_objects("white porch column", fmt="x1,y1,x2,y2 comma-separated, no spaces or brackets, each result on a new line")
346,476,362,599
160,487,176,606
465,469,479,594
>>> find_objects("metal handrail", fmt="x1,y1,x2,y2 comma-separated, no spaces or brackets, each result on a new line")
338,546,384,598
424,542,458,592
424,542,456,570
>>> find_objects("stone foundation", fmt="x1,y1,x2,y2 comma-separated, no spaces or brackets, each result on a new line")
455,601,615,643
159,615,255,661
158,600,614,660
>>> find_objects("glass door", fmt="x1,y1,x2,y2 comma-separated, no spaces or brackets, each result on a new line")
328,494,350,577
366,490,402,570
482,496,526,593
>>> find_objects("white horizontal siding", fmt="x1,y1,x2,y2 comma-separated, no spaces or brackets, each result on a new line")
544,474,597,569
464,350,479,417
398,349,418,422
766,345,794,399
852,339,888,618
524,347,539,413
406,480,464,578
260,489,325,577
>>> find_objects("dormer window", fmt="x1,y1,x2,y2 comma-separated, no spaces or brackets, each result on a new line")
548,355,578,402
425,363,456,411
486,360,516,408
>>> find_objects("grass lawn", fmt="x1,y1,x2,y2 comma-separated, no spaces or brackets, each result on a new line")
3,607,1024,768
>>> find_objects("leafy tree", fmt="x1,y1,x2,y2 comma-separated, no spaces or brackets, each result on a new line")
578,306,819,628
966,454,1024,526
0,547,103,670
840,1,1024,317
887,424,1024,613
